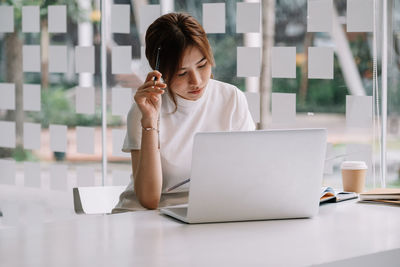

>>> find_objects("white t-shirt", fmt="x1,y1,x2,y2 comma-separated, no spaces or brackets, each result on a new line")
115,79,255,211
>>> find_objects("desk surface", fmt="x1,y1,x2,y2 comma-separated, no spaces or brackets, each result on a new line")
1,200,400,267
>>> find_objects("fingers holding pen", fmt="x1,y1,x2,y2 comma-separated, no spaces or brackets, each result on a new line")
143,80,167,90
138,74,166,91
135,84,165,104
134,71,166,108
139,88,165,96
145,70,163,83
136,88,164,98
138,82,166,94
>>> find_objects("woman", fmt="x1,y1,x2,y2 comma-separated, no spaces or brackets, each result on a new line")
113,13,255,213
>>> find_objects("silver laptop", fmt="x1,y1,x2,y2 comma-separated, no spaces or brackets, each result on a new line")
160,128,327,224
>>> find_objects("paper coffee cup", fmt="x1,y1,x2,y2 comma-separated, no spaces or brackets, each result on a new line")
341,161,367,193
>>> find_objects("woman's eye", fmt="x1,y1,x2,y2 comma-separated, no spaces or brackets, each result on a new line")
198,63,207,69
177,72,187,77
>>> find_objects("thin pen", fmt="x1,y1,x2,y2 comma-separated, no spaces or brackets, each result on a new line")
153,47,161,82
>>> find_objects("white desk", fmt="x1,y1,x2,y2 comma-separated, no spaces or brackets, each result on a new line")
0,200,400,267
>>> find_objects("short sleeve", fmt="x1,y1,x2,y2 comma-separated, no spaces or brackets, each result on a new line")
122,103,142,152
232,89,256,131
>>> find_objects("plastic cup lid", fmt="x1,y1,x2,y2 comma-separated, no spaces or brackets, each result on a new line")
341,161,368,170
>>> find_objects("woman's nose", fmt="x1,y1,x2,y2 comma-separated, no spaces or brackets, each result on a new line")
189,70,201,86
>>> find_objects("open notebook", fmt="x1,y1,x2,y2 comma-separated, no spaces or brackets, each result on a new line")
320,187,358,203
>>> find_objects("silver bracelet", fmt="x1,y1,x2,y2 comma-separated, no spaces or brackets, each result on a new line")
142,127,159,133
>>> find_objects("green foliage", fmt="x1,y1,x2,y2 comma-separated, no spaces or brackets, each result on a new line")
388,179,400,188
12,146,39,162
28,87,122,128
272,67,302,95
38,87,74,127
209,35,245,91
349,35,372,80
1,0,383,115
388,70,400,116
273,55,354,113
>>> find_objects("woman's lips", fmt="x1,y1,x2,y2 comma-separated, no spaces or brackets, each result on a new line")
189,88,203,94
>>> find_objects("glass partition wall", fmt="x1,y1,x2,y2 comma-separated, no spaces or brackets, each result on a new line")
0,0,398,227
387,0,400,188
0,0,105,225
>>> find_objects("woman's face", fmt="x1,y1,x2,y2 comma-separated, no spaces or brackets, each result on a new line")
169,46,212,101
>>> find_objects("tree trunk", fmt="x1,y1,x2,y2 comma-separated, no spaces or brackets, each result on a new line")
299,32,314,104
41,19,49,89
259,0,275,129
5,32,24,149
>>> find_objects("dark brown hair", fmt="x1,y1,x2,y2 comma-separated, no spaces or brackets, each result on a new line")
145,13,215,110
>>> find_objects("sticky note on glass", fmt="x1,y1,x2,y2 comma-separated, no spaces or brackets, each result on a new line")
50,124,67,152
0,6,14,32
49,46,67,73
138,5,161,34
0,121,15,148
76,166,95,187
111,4,130,33
203,3,225,33
0,159,16,185
76,126,95,154
23,84,41,111
236,2,260,33
112,170,130,186
346,95,373,128
24,162,41,188
271,47,296,78
75,46,95,74
48,5,66,33
23,45,41,72
271,93,296,124
0,83,15,110
112,46,132,74
112,129,129,158
245,92,260,123
76,86,95,115
50,164,68,191
24,122,41,150
346,0,373,32
307,0,332,33
22,6,40,33
308,47,333,79
112,87,132,116
237,47,261,77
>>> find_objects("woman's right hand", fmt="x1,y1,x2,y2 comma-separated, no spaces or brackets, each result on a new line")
134,71,167,127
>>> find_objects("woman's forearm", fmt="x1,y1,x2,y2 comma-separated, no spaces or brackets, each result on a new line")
134,129,162,209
